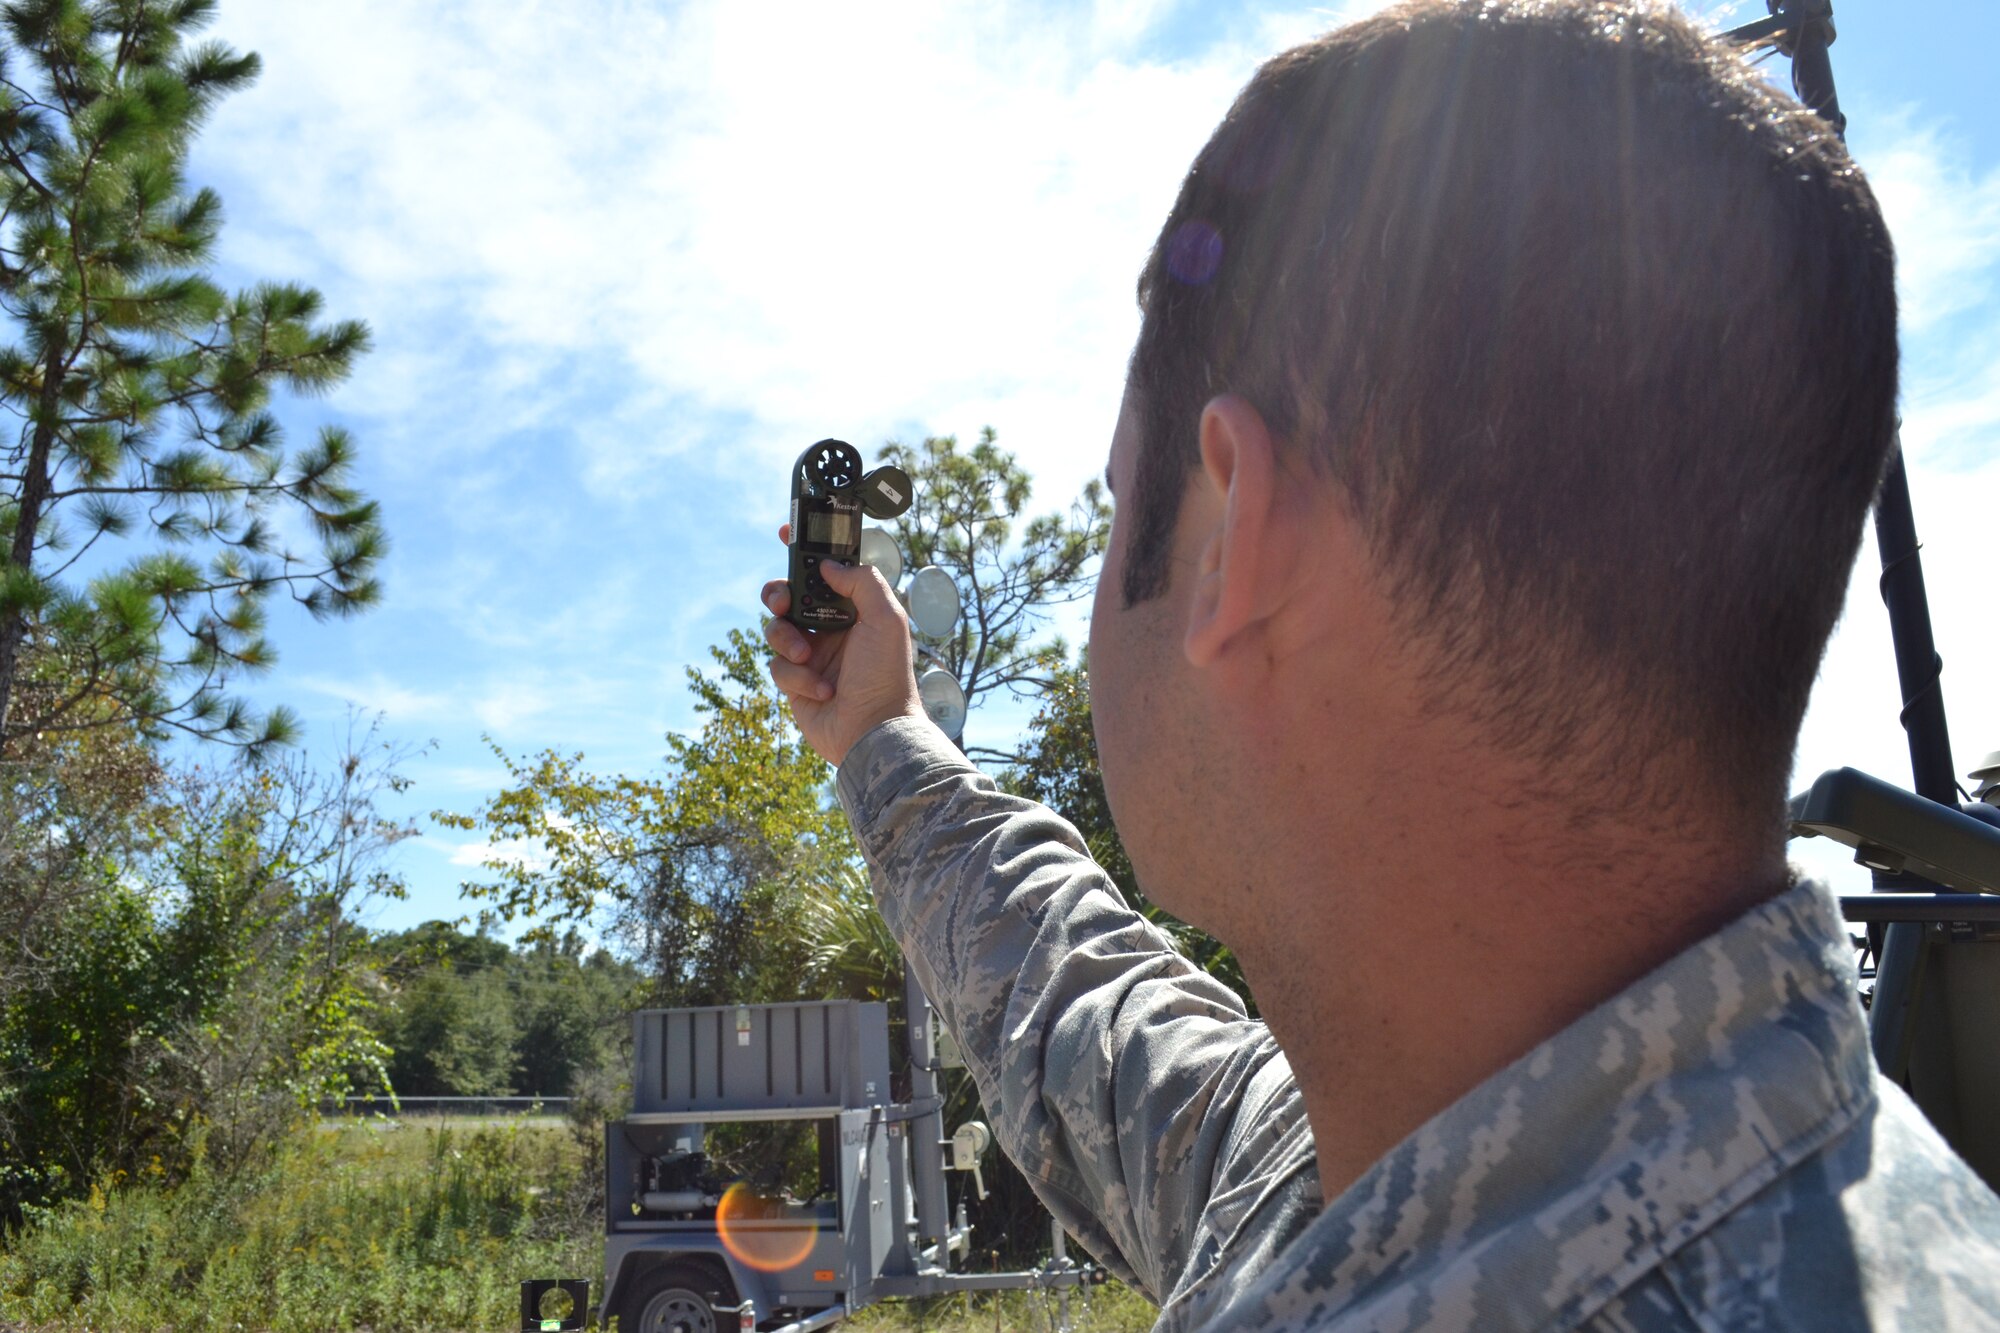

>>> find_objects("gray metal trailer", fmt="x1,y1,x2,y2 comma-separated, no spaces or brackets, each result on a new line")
601,988,1100,1333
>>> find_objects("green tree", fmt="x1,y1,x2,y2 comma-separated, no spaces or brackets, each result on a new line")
509,932,639,1098
378,966,518,1098
797,862,901,1003
445,438,1112,1000
0,726,412,1220
371,922,510,1098
438,443,1132,1259
0,0,381,752
439,629,857,1007
365,923,640,1100
0,658,161,1007
373,916,512,981
882,429,1108,762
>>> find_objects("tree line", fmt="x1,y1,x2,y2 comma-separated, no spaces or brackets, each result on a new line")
366,921,640,1102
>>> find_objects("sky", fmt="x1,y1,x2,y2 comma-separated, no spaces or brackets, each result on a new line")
170,0,2000,934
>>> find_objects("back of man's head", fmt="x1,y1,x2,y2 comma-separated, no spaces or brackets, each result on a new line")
1125,0,1897,818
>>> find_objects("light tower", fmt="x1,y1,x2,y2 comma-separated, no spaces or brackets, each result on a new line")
858,527,966,744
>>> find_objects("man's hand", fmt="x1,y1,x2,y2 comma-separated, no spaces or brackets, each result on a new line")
763,523,926,768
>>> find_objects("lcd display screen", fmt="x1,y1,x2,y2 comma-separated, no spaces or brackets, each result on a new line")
804,509,857,552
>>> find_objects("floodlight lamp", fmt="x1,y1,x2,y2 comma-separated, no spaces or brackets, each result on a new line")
858,526,903,587
918,668,967,740
1972,749,2000,805
906,565,962,639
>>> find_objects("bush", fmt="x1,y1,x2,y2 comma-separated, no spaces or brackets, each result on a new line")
0,732,410,1224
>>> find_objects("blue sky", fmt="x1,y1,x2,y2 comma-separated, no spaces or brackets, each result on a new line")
176,0,2000,934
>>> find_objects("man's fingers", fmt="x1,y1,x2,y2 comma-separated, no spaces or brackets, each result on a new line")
764,614,811,665
816,560,897,618
768,655,832,701
761,580,814,663
778,522,793,545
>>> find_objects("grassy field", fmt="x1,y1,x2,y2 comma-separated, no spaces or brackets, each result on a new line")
0,1118,597,1333
0,1119,1156,1333
845,1282,1158,1333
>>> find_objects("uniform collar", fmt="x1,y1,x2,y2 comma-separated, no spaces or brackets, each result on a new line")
1213,879,1874,1332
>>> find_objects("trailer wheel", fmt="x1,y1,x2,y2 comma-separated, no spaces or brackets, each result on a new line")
618,1260,738,1333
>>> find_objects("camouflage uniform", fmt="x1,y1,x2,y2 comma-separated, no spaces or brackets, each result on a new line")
838,717,2000,1331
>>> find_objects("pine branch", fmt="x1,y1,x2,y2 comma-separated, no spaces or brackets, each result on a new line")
0,136,55,200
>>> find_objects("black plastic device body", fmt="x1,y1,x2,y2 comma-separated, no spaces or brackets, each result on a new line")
785,439,912,631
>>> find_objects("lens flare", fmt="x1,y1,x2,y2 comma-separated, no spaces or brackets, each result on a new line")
1165,219,1224,285
716,1183,819,1272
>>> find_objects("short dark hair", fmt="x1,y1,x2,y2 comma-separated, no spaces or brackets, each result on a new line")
1125,0,1897,806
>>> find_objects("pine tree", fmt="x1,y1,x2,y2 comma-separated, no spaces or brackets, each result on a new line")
0,0,381,753
882,428,1109,763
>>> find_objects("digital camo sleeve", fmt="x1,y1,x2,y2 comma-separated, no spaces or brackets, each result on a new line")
836,716,1283,1300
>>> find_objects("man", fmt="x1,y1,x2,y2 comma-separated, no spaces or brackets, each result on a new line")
764,1,2000,1327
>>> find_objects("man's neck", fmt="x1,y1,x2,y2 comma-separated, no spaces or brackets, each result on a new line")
1229,782,1788,1207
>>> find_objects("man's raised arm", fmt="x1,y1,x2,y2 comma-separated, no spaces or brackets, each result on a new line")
762,555,1311,1305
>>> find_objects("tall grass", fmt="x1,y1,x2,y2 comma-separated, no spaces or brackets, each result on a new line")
0,1118,1158,1333
0,1118,599,1332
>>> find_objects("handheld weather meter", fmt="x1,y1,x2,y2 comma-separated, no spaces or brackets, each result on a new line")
786,439,912,631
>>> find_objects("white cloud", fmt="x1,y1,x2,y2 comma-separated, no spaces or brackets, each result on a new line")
432,835,551,874
296,672,453,720
1858,112,2000,340
295,665,620,743
1856,107,2000,479
424,764,515,793
471,679,560,733
202,0,1335,513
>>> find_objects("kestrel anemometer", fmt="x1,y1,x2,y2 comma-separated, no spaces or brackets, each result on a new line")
786,440,912,630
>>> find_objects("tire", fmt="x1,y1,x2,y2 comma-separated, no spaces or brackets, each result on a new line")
617,1260,739,1333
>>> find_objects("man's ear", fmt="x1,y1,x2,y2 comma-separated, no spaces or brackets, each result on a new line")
1185,394,1286,669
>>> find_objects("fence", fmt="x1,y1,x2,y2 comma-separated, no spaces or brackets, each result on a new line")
321,1095,573,1119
